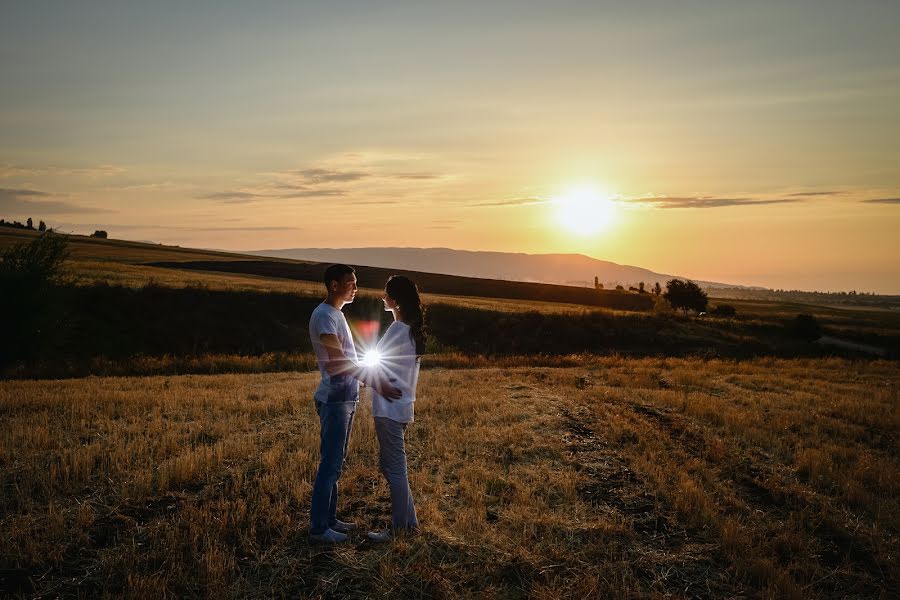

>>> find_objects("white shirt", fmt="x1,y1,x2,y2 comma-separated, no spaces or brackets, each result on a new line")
371,321,420,423
309,302,359,404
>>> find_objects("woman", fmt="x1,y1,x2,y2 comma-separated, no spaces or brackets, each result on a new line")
366,275,425,542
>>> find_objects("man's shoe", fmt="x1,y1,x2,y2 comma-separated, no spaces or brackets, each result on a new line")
309,528,348,544
367,529,393,543
330,519,357,534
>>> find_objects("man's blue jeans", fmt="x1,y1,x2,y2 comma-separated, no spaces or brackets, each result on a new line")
309,394,357,535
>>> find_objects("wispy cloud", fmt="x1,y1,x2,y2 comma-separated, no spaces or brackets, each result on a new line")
0,188,116,214
786,191,840,197
201,191,264,203
625,196,799,209
392,173,441,180
192,226,303,232
343,199,402,205
279,188,347,198
861,197,900,204
469,197,548,208
102,181,191,192
291,168,370,184
0,164,125,179
200,187,347,203
201,159,445,207
49,221,302,233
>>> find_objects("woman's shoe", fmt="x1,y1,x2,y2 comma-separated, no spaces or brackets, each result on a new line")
330,519,357,533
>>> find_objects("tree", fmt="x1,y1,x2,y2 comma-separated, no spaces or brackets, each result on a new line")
615,284,625,291
26,217,33,229
91,230,108,239
638,282,645,294
654,282,662,296
663,279,708,315
38,220,47,232
594,276,600,290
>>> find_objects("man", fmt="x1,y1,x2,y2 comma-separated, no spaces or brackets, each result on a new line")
307,264,399,543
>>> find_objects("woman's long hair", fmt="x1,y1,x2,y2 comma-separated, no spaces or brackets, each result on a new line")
385,275,427,355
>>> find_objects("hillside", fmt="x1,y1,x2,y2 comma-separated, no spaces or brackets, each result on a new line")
246,246,758,289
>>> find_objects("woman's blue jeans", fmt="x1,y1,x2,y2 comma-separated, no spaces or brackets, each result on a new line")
309,378,358,534
374,417,419,532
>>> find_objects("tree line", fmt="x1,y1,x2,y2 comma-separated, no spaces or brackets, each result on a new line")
595,275,732,316
1,216,107,238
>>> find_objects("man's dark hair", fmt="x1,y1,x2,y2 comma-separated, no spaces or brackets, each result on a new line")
323,264,355,288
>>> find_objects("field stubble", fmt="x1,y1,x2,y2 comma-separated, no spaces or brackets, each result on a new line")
0,358,897,598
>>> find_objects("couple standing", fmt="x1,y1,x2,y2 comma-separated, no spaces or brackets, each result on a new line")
307,264,425,544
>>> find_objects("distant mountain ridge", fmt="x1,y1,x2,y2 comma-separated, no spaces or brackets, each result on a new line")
245,247,756,290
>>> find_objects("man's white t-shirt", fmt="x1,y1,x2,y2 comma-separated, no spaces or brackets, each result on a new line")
309,302,359,404
371,321,420,423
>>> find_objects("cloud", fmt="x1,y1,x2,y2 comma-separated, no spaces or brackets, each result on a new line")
281,166,443,184
625,196,799,209
0,188,116,214
468,197,548,208
292,168,371,184
343,199,401,205
0,164,125,179
49,221,302,233
861,197,900,204
203,162,444,205
391,173,441,180
786,191,840,197
200,188,347,203
191,226,303,232
278,188,347,198
200,191,264,203
102,181,189,192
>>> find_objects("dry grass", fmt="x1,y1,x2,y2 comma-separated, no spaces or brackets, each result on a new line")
1,358,897,598
65,260,326,296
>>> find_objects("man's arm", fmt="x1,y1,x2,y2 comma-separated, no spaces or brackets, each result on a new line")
319,334,401,400
319,333,356,376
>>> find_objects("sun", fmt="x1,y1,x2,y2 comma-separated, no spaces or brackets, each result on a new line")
552,185,617,236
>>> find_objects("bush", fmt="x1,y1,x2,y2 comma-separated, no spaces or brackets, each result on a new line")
711,304,736,317
0,232,70,365
792,314,822,341
0,230,69,287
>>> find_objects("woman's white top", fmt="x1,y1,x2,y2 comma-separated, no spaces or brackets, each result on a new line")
371,321,420,423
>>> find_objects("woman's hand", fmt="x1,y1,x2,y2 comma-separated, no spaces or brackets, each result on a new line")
374,380,402,401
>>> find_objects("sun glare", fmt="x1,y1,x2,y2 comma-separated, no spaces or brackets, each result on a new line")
552,185,617,236
360,349,382,367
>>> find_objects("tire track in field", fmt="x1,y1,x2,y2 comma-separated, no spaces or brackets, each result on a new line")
539,385,733,600
617,383,893,599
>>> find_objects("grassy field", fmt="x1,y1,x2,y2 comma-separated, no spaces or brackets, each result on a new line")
2,358,897,598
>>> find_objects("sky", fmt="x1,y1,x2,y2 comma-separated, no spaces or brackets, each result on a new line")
1,0,899,293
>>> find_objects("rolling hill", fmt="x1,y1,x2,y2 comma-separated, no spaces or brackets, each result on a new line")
245,246,758,290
